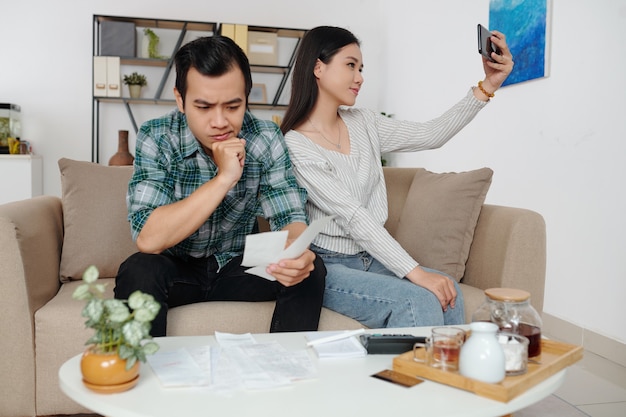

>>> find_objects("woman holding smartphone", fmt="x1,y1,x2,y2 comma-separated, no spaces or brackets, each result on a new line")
281,26,513,328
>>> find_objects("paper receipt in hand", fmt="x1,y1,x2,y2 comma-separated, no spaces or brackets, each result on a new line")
242,215,335,280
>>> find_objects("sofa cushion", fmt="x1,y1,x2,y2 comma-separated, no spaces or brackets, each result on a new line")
394,167,493,282
59,158,137,282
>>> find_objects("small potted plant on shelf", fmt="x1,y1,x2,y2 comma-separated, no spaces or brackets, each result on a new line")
142,28,167,59
123,72,147,99
73,265,160,393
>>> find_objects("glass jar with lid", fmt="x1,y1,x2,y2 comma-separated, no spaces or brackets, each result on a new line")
0,103,21,149
471,288,543,358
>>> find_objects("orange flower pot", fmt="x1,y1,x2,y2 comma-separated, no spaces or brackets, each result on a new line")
80,347,140,393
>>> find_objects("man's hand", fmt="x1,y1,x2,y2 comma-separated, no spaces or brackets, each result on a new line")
211,138,246,189
136,138,246,254
265,248,316,287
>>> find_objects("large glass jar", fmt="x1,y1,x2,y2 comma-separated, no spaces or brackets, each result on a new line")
471,288,543,358
0,103,21,148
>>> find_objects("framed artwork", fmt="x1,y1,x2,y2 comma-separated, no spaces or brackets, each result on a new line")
249,84,268,104
490,0,551,86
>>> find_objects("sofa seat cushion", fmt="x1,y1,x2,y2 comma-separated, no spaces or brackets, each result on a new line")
394,167,493,282
168,302,363,335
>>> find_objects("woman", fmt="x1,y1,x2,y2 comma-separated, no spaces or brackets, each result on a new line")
281,26,513,328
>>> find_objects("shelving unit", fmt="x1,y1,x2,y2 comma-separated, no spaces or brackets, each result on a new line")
92,15,307,163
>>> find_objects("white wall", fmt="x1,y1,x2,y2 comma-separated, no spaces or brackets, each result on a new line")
382,0,626,346
1,0,383,195
2,0,624,347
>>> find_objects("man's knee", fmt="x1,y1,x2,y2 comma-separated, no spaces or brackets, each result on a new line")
115,252,174,299
309,254,327,291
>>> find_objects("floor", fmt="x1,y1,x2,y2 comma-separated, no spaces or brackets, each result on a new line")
533,349,626,416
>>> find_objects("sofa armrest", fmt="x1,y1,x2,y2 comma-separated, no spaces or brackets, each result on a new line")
463,204,546,314
0,196,64,416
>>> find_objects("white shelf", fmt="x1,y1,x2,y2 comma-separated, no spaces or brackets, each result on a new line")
0,155,43,205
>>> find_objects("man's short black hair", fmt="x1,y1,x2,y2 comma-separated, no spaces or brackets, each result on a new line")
174,36,253,105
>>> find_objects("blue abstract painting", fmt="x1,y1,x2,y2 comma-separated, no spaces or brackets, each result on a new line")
490,0,549,86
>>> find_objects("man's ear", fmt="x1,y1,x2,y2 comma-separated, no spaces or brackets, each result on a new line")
174,88,185,113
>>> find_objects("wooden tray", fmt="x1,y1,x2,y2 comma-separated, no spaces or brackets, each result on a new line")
392,339,583,402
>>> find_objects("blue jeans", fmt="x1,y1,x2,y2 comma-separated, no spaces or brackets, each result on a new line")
312,245,465,328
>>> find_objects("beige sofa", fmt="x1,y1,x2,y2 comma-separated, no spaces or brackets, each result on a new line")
0,159,546,417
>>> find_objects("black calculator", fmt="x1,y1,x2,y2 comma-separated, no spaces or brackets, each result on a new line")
359,334,427,354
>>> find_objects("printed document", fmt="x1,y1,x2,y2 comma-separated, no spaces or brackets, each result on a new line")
242,215,335,280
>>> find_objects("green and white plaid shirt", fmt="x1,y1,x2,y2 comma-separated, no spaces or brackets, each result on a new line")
127,109,308,269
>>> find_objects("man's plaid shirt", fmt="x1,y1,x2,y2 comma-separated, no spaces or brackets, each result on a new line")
127,109,308,269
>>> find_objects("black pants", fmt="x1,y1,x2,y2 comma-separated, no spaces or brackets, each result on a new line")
114,252,326,337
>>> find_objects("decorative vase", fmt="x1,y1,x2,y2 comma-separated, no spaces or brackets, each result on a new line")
80,347,140,393
128,84,142,99
459,322,506,383
108,130,134,166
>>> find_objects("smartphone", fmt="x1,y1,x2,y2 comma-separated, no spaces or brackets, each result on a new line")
477,24,501,62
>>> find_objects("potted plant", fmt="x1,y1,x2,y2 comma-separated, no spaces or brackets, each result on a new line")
123,72,147,99
142,28,167,59
73,265,160,392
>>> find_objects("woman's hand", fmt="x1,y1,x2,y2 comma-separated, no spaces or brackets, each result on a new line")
406,266,457,312
479,30,515,94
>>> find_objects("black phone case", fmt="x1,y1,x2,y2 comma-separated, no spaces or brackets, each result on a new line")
477,24,500,62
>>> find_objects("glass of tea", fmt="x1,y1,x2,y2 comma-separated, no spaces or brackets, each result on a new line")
413,327,465,371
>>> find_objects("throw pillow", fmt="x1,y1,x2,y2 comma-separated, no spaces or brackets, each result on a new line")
393,167,493,282
58,158,137,282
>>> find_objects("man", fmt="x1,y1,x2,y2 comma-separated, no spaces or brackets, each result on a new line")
114,36,325,337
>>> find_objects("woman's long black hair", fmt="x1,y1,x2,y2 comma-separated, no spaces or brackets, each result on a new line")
280,26,360,134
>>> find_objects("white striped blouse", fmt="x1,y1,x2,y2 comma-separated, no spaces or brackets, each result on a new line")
284,88,488,278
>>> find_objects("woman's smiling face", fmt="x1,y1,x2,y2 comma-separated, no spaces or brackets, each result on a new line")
315,43,364,107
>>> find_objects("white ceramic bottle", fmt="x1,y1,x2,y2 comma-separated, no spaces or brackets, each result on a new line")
459,322,506,383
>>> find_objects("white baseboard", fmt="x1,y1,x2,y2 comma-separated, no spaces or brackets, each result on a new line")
542,313,626,368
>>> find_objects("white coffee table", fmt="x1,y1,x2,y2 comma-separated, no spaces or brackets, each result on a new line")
59,328,566,417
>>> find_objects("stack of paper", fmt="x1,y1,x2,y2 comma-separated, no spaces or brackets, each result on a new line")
305,330,367,358
147,333,317,392
242,215,335,280
146,347,212,387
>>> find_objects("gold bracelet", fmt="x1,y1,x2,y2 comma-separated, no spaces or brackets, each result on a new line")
478,80,495,98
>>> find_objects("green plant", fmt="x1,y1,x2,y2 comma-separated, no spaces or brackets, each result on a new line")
143,28,166,59
72,265,160,370
123,72,147,86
